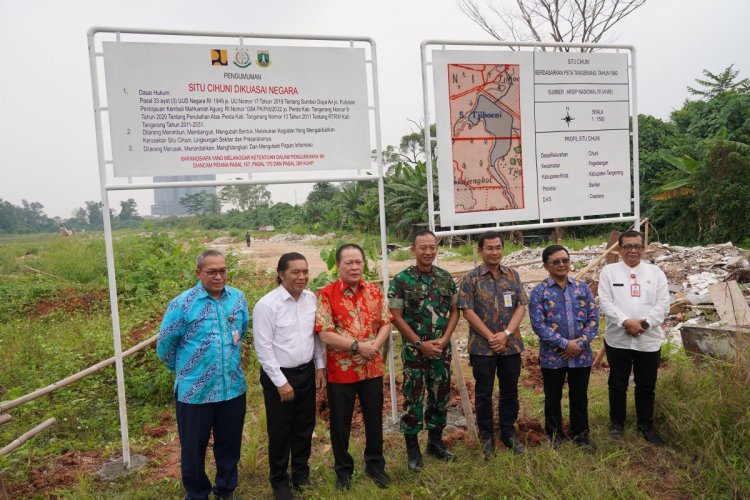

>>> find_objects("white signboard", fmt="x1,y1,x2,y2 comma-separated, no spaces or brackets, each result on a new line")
432,50,631,226
103,42,371,177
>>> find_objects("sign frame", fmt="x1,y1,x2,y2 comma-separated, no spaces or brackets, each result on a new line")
420,40,640,237
88,27,395,468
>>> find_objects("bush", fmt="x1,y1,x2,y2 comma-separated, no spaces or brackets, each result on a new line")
658,346,750,496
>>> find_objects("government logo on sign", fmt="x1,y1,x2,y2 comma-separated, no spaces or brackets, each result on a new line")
233,48,252,68
257,50,271,67
211,49,228,66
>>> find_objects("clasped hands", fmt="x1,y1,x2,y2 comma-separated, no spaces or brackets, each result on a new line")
623,318,647,337
352,340,380,365
488,331,509,354
417,339,446,360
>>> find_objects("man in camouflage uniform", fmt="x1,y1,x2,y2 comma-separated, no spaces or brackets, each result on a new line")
389,230,459,472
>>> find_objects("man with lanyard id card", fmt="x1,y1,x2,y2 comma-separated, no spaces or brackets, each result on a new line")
157,249,249,500
599,230,670,446
458,231,528,458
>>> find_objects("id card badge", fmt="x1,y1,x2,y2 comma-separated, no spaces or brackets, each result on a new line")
232,330,240,345
630,283,641,297
503,292,513,308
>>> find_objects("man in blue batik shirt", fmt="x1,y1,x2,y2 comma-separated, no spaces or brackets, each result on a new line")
158,249,249,500
529,245,599,453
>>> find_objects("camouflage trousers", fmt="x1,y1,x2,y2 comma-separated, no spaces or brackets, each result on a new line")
400,353,452,435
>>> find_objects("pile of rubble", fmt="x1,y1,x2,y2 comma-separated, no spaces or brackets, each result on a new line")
646,242,750,304
502,245,607,270
266,232,337,242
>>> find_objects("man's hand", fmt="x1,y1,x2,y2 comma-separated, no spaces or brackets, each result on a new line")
316,368,326,390
357,341,379,360
352,353,368,365
278,382,294,402
623,319,646,336
561,341,583,360
488,332,508,352
420,340,443,359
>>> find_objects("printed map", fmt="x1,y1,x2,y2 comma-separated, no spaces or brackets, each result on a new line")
448,64,524,213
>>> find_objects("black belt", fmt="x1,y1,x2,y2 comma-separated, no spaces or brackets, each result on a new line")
280,360,314,373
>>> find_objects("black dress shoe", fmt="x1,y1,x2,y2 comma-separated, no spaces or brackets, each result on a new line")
573,437,596,454
291,476,311,492
272,484,294,500
548,432,568,448
609,423,625,437
502,436,526,455
365,468,391,489
640,428,666,446
481,437,495,460
426,429,457,461
335,475,352,491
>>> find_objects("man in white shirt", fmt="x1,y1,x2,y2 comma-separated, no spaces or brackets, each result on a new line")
599,230,670,446
253,252,326,500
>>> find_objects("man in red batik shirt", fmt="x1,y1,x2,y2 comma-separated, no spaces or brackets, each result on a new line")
316,244,392,491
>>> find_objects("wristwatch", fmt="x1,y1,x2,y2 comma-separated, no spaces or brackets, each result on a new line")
641,320,650,330
350,340,359,352
504,329,513,339
415,340,423,349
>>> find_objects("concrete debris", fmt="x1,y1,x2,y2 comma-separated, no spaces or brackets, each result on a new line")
650,242,750,344
502,246,593,269
266,232,337,242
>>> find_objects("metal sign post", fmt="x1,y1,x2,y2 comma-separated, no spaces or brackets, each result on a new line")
88,28,395,467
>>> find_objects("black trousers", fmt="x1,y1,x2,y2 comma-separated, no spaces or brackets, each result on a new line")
260,362,317,489
541,366,591,441
175,393,246,500
326,376,384,480
605,341,661,430
471,353,521,441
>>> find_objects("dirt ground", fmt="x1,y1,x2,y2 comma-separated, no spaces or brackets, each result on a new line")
214,238,549,282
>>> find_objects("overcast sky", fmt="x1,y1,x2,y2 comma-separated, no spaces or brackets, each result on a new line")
0,0,747,218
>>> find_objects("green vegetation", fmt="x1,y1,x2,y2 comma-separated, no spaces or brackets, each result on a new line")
1,232,749,498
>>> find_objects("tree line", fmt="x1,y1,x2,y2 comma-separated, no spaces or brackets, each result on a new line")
2,67,748,246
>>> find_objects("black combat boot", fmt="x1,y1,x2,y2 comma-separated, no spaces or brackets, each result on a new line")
404,433,423,472
426,428,457,461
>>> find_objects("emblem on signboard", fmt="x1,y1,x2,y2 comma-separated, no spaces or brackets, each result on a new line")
233,48,252,68
257,50,271,67
211,49,228,66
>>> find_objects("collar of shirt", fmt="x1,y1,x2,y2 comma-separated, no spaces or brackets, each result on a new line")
478,263,510,277
337,278,365,297
277,285,314,303
542,276,576,289
619,260,645,274
194,281,232,300
409,265,436,283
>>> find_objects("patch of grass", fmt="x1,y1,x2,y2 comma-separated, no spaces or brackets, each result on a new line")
2,232,749,498
658,348,750,497
388,248,413,261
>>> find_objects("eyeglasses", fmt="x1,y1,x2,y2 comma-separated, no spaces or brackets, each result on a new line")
621,244,644,251
483,245,504,253
548,258,571,266
201,268,228,277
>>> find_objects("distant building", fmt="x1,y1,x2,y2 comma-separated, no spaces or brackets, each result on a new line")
258,224,276,232
150,175,217,217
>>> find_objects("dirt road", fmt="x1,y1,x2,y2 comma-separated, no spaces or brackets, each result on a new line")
213,237,548,282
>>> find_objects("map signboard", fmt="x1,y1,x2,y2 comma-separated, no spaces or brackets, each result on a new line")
103,42,371,177
432,49,631,226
